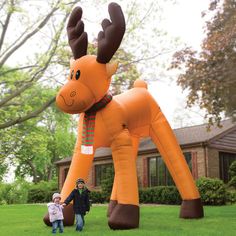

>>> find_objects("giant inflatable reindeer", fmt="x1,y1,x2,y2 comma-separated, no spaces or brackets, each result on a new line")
44,2,203,230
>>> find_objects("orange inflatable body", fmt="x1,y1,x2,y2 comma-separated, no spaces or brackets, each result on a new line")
44,2,204,229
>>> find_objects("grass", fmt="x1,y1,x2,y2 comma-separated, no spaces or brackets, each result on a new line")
0,204,235,236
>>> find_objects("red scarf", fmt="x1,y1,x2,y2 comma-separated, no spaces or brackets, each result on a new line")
81,93,112,154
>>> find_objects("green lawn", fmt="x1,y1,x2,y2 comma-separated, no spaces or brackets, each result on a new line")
0,204,235,236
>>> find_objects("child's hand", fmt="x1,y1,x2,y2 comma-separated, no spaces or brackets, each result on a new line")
61,203,66,206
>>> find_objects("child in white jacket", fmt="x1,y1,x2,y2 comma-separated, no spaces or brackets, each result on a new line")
47,193,64,234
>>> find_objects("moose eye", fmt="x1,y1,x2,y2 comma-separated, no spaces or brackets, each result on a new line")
75,70,80,80
70,70,74,80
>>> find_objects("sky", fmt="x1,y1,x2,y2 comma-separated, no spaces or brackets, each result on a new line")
6,0,211,128
72,0,211,127
148,0,211,127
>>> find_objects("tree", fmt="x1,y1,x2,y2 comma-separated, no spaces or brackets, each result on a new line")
0,0,77,129
170,0,236,126
0,66,58,128
0,66,76,182
1,0,179,129
1,93,76,183
0,157,8,182
173,101,206,128
12,106,76,183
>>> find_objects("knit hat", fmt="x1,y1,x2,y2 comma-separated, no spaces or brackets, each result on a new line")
52,193,61,201
76,178,85,184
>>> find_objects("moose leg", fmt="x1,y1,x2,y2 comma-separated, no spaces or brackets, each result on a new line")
43,150,94,226
108,130,139,229
63,152,94,225
107,136,139,217
43,115,95,226
150,112,204,218
107,174,118,217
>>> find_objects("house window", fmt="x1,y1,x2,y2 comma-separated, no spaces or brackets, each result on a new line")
148,152,192,187
185,152,192,171
95,163,113,186
219,152,236,183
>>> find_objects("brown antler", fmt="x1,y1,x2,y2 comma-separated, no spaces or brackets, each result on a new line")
67,7,88,59
97,2,126,64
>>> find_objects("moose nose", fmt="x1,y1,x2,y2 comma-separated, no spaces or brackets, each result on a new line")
70,91,76,97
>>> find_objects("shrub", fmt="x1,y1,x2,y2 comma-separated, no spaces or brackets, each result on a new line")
90,191,106,203
139,186,181,205
226,190,236,204
0,183,10,204
0,179,58,204
27,180,58,203
229,161,236,179
196,177,226,205
0,179,30,204
158,186,181,204
139,188,153,203
228,161,236,189
100,166,114,201
228,176,236,189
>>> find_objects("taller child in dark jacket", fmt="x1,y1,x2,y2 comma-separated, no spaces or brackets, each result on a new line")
63,178,90,231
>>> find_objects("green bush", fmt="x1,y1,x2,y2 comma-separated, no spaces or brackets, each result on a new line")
229,161,236,179
228,161,236,189
226,190,236,204
139,188,152,203
100,166,114,201
0,179,30,204
27,180,58,203
228,176,236,189
0,179,59,204
0,183,9,204
139,186,181,205
158,186,181,204
90,191,106,203
196,177,226,205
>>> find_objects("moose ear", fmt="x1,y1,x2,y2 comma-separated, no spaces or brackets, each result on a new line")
106,61,118,77
70,58,75,68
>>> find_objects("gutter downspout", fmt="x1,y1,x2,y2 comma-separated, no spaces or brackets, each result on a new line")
203,142,208,177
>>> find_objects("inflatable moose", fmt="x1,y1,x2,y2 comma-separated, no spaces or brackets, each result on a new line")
44,2,204,230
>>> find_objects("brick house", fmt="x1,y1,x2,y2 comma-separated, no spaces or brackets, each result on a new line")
55,119,236,190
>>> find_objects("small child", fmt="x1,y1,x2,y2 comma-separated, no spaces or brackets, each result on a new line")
63,178,90,231
47,193,64,234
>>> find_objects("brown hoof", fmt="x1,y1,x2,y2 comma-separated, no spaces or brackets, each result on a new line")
62,204,75,226
43,213,52,226
107,200,118,217
180,198,204,219
108,203,139,229
43,204,75,226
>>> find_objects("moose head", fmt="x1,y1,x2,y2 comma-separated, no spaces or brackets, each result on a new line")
56,3,125,114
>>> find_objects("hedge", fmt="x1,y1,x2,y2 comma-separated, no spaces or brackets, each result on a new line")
196,177,226,205
90,186,181,205
90,191,106,204
0,177,235,205
139,186,181,204
0,179,30,204
27,180,58,203
91,178,232,205
0,179,58,204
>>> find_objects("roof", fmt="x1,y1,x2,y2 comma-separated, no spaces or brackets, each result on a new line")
138,119,236,152
55,119,236,165
55,157,72,165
